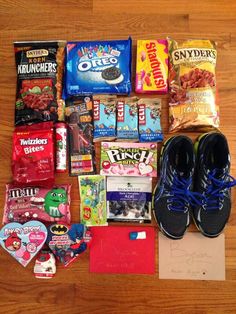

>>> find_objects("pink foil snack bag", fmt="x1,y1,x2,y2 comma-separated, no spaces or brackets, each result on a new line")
100,142,157,177
3,184,71,225
135,40,168,94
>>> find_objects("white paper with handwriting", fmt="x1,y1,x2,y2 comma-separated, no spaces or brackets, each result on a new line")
159,232,225,280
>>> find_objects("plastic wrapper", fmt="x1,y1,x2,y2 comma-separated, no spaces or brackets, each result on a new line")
168,38,219,132
14,41,66,125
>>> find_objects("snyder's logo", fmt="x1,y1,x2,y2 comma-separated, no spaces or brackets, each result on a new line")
77,57,118,72
26,49,49,58
172,48,217,65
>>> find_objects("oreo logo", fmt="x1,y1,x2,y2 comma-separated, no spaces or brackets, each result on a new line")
77,57,118,72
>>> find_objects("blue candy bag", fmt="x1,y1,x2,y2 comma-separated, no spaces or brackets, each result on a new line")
138,98,163,142
66,38,132,95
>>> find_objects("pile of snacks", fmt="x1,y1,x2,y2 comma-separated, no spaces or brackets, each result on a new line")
0,36,222,278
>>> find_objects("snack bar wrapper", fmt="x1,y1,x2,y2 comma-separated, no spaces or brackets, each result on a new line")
138,98,163,142
93,95,117,141
117,97,139,141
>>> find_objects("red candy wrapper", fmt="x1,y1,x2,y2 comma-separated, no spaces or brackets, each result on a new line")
12,122,55,186
3,184,71,225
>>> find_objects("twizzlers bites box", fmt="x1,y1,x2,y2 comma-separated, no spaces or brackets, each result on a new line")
100,142,157,177
135,40,168,94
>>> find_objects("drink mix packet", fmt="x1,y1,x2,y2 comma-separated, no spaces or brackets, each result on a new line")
136,40,168,94
117,97,139,141
93,95,117,142
138,98,163,142
168,38,219,132
12,122,55,187
14,41,66,125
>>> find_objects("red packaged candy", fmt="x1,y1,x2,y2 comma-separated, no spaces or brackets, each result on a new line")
12,122,55,186
3,184,71,225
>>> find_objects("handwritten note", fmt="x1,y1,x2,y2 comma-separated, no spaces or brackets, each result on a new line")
159,232,225,280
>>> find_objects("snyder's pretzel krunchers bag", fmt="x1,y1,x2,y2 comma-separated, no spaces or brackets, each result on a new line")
14,41,66,126
168,39,219,132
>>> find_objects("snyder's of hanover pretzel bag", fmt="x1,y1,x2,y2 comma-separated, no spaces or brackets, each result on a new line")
168,39,219,132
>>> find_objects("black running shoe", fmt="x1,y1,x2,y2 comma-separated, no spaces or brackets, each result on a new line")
153,136,195,239
193,132,236,237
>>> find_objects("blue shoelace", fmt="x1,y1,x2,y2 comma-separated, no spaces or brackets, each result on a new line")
204,169,236,211
167,174,203,212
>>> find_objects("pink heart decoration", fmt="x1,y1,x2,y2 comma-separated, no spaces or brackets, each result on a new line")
0,221,47,267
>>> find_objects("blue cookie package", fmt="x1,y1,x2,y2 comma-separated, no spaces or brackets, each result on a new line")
65,38,132,95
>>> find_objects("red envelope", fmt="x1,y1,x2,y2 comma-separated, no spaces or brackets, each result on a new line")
90,226,155,274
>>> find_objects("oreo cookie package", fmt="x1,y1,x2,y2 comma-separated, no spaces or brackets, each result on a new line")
66,38,132,95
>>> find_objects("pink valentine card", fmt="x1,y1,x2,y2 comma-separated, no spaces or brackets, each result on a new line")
90,226,155,274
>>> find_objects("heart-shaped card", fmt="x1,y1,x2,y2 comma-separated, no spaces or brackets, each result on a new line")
46,223,92,267
0,221,47,267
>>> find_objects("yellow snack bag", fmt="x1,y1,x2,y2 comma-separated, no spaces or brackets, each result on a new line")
168,38,219,132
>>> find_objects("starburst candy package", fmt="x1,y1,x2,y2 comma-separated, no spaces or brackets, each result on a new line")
65,38,132,95
135,40,168,94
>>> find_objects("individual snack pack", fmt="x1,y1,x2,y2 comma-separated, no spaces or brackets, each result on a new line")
107,177,152,222
93,95,117,141
12,122,54,186
0,221,47,267
65,38,132,95
100,142,157,177
34,249,56,279
65,96,95,176
78,175,107,226
138,98,163,142
168,38,219,132
117,97,139,141
3,184,71,225
136,40,168,94
14,41,66,125
46,223,92,267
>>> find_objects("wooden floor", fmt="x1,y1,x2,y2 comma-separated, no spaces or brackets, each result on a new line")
1,1,236,313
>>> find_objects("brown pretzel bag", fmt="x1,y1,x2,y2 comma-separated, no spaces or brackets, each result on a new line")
168,38,219,132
